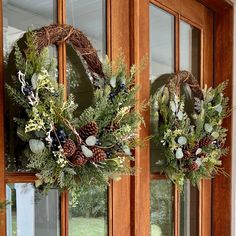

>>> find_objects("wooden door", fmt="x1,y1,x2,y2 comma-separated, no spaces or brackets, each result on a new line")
132,0,214,235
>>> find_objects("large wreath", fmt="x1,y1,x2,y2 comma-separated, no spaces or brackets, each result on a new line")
152,71,230,190
6,24,144,194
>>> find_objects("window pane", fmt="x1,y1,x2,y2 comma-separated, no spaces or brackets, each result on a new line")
180,21,201,236
150,179,174,236
150,4,175,173
180,21,201,81
149,5,174,235
150,4,174,81
3,0,57,171
180,181,199,236
69,187,108,236
6,183,60,236
66,2,107,235
66,0,106,59
66,44,94,115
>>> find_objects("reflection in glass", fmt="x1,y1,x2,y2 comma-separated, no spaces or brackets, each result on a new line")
180,21,201,81
150,4,175,172
66,0,106,59
3,0,57,171
180,181,199,236
66,44,94,115
66,2,107,235
180,21,200,236
150,4,174,81
69,187,108,236
6,183,60,236
150,180,174,236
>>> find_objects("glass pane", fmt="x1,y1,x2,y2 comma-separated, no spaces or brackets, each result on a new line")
150,4,174,81
180,21,201,236
150,4,175,173
6,183,60,236
66,0,106,59
66,44,94,115
66,2,107,235
150,179,174,236
180,181,199,236
3,0,57,171
180,20,201,81
149,5,174,235
69,187,108,236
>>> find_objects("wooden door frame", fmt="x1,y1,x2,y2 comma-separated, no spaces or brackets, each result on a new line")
199,1,233,236
131,0,233,236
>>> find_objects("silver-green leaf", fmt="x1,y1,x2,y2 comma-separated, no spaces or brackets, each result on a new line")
29,139,45,154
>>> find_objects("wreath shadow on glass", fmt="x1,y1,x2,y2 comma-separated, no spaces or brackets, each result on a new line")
5,24,144,197
151,71,230,191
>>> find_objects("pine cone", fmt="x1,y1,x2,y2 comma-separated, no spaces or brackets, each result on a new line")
70,150,87,166
79,121,98,140
199,137,212,147
89,146,106,163
105,122,120,133
189,162,199,171
183,150,192,160
63,139,76,157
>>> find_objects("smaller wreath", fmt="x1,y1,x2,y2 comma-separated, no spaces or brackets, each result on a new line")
152,71,230,190
6,25,144,196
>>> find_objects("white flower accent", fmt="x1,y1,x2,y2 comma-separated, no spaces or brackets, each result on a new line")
196,148,202,155
215,104,222,113
177,111,183,120
85,136,97,146
81,145,93,158
177,136,187,145
110,76,116,88
195,158,202,167
29,139,45,154
176,148,184,159
204,123,213,133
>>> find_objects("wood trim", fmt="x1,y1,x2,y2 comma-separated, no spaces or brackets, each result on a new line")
108,181,113,236
212,6,233,236
199,180,211,236
106,2,113,236
58,0,67,94
198,0,233,12
150,0,179,16
5,173,37,183
58,2,68,236
0,0,6,233
150,174,168,180
109,1,131,235
174,187,180,236
61,192,68,236
130,1,150,235
175,13,180,72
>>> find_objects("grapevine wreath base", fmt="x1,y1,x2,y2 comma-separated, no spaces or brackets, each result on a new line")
152,71,230,190
6,24,144,196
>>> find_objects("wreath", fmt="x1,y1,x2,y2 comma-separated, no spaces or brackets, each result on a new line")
152,71,230,190
6,24,144,195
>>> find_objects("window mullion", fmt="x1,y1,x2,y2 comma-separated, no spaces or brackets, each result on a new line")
57,1,68,236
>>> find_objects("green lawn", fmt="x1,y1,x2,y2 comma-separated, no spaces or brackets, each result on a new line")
69,217,162,236
69,217,106,236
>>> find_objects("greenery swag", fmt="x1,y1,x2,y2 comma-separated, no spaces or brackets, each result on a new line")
6,25,144,196
152,71,230,190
